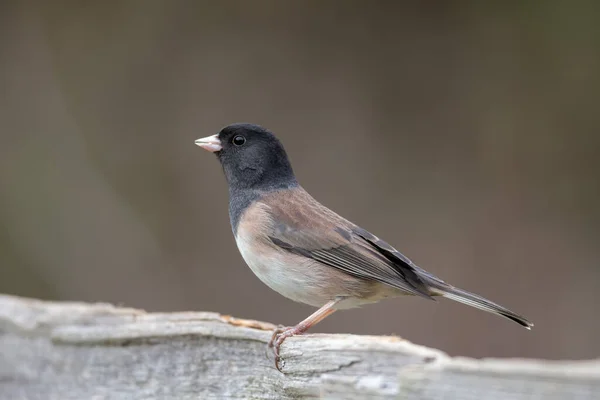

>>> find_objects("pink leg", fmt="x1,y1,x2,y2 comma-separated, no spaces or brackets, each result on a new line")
268,298,341,372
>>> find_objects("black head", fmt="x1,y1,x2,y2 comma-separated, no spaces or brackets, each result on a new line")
196,123,297,192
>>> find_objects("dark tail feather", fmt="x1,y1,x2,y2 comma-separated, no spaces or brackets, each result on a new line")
429,283,533,329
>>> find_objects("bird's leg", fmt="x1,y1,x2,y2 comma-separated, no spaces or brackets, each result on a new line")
268,298,342,372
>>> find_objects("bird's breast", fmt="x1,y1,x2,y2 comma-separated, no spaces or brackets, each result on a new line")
234,202,352,307
234,211,324,306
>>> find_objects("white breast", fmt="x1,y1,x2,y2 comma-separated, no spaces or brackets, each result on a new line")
235,229,326,307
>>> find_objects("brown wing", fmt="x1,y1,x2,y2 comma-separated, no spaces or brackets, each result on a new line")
262,188,433,299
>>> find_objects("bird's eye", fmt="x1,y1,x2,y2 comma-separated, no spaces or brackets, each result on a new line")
232,135,246,146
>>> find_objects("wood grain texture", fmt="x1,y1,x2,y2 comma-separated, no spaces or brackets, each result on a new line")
0,294,598,399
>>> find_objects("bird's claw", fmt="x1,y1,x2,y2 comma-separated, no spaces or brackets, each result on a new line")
266,325,298,372
265,324,286,359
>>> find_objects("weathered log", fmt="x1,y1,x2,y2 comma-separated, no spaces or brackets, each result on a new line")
0,294,598,399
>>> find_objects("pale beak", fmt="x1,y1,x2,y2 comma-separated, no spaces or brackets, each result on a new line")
195,134,222,152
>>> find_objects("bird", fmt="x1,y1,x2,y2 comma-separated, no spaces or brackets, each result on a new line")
195,123,533,371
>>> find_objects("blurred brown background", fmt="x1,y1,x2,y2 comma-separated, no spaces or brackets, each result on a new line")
1,1,598,360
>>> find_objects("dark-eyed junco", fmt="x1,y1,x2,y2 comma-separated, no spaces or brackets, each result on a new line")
195,123,532,371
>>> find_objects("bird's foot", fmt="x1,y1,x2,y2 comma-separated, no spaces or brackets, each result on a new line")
267,324,303,372
265,325,286,360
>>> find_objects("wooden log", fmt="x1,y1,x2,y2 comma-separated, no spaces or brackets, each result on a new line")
0,294,598,399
